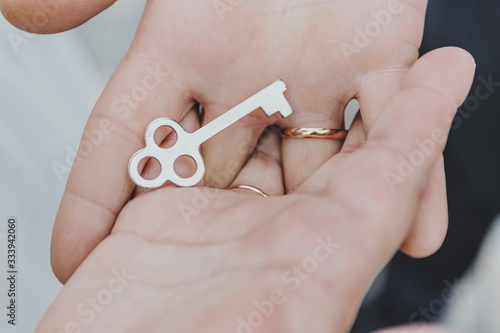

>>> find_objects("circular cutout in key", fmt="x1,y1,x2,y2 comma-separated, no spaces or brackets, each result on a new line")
174,155,197,179
129,81,293,188
129,148,171,189
139,157,162,180
154,125,178,149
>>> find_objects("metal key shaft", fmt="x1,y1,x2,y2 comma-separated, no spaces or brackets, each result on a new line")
129,80,293,188
193,80,292,144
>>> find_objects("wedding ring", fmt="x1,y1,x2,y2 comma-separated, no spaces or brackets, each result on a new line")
229,185,269,197
281,127,348,140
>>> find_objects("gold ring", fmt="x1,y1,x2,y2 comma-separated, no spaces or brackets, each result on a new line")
229,185,269,197
281,127,348,140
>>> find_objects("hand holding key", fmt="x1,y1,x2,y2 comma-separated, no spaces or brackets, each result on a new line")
129,80,292,188
32,0,437,283
36,49,476,332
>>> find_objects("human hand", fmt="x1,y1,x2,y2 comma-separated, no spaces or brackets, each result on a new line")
35,48,475,333
0,0,450,282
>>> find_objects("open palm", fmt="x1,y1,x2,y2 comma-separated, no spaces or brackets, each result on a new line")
1,0,436,283
35,49,475,333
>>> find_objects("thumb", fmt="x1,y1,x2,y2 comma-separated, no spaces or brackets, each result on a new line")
355,46,475,260
0,0,115,34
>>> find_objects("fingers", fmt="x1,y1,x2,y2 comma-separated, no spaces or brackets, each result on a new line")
340,111,366,153
51,54,194,284
403,0,429,18
230,127,284,196
304,47,475,265
200,77,291,189
340,112,449,260
282,133,344,193
358,69,408,130
0,0,115,34
201,75,351,192
359,62,452,259
356,0,430,130
202,106,266,188
400,155,449,258
281,0,430,194
281,88,348,193
289,47,473,327
351,46,475,257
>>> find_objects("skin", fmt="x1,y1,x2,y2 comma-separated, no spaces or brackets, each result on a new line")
1,0,451,284
32,48,475,333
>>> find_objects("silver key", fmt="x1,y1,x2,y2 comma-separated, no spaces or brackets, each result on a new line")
129,80,293,188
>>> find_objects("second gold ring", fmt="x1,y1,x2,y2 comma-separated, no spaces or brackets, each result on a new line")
281,127,348,140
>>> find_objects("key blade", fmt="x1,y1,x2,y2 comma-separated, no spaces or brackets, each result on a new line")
193,80,294,145
259,80,293,118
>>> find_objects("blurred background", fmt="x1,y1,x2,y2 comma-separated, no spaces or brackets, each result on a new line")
0,0,146,331
1,0,499,332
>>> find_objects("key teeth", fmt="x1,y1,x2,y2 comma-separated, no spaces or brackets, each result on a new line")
275,79,287,92
261,80,293,118
274,80,292,118
261,104,293,118
270,80,287,94
280,107,293,118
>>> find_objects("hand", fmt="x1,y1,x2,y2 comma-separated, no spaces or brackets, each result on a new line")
0,0,448,282
35,49,475,333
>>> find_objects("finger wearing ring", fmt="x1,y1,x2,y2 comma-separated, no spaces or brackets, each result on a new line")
229,185,269,197
281,127,348,140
